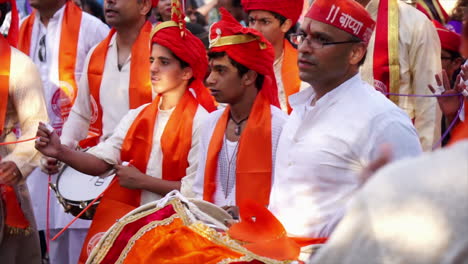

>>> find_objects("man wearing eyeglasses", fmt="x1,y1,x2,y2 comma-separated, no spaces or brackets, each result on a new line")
17,0,108,263
268,0,422,251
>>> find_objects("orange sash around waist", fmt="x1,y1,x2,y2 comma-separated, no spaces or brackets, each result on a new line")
281,39,301,114
18,1,82,120
79,22,153,148
203,91,272,206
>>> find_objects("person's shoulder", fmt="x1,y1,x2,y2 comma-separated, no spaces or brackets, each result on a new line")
10,47,38,76
270,105,288,125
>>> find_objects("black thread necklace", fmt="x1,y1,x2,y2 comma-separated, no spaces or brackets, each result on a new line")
231,115,249,136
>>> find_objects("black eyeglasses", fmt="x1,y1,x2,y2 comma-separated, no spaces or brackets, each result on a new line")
290,33,361,49
38,35,46,63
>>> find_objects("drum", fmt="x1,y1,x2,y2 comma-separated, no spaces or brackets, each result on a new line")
50,165,115,220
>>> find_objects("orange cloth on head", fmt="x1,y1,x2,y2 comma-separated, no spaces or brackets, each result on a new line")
281,39,301,114
0,36,30,234
18,1,82,121
433,20,461,53
241,0,304,24
79,22,153,148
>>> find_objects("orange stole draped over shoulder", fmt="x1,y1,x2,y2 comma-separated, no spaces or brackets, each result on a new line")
78,90,199,264
0,36,30,234
281,39,301,114
18,1,82,120
79,22,153,148
203,91,272,206
449,99,468,145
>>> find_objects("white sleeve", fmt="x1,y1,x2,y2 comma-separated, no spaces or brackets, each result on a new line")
86,106,144,165
61,48,95,148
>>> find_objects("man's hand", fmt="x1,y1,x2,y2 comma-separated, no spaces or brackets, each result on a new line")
359,144,392,185
40,157,61,175
221,205,239,220
428,70,465,122
35,122,62,159
0,161,22,185
115,164,147,190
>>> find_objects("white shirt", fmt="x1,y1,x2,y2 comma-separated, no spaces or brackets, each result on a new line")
24,6,109,230
25,5,109,132
361,0,442,151
188,106,287,206
273,51,309,113
88,101,209,205
61,34,150,148
312,140,468,264
269,74,422,238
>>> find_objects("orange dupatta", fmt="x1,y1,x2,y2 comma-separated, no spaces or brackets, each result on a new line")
79,22,153,148
18,1,82,120
203,90,273,206
281,39,301,114
79,90,199,263
0,36,30,234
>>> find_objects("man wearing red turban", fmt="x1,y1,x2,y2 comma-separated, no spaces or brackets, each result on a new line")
269,1,422,258
0,1,48,263
189,8,287,211
242,0,307,114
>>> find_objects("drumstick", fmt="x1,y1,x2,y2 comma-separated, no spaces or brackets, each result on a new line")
51,160,134,241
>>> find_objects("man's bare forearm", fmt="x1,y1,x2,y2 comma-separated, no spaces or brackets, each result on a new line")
57,145,112,176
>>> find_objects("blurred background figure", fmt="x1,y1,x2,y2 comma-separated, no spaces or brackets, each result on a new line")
446,0,468,33
75,0,106,23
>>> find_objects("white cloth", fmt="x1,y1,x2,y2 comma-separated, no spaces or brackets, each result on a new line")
61,34,152,148
48,228,87,264
311,140,468,264
273,51,309,113
188,106,287,206
269,74,422,238
88,101,208,205
24,6,108,231
361,0,442,151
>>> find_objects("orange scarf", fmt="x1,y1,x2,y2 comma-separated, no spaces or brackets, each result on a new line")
18,1,82,120
79,90,199,263
79,22,153,148
449,99,468,145
281,40,301,114
203,91,272,206
0,36,30,234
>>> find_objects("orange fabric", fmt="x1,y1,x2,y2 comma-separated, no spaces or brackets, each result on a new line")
281,40,301,114
18,1,82,121
122,218,244,264
0,36,30,232
79,91,199,263
449,99,468,145
79,22,153,148
228,200,326,261
0,0,19,46
203,91,272,206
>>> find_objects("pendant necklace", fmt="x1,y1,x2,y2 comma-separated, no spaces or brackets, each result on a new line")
231,116,249,136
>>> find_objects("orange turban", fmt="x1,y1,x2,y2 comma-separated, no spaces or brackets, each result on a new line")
433,21,461,53
241,0,304,25
209,8,280,107
152,0,159,7
306,0,375,45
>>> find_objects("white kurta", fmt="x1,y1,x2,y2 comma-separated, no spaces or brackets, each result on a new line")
188,106,287,206
61,34,152,148
361,0,442,151
269,74,423,238
88,100,208,205
274,52,309,113
24,6,109,231
311,140,468,264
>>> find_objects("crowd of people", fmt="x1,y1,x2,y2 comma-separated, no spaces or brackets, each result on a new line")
0,0,467,263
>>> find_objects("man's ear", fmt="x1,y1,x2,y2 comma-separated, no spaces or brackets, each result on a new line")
280,18,293,34
140,0,153,16
182,67,194,81
349,43,367,66
242,70,258,87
